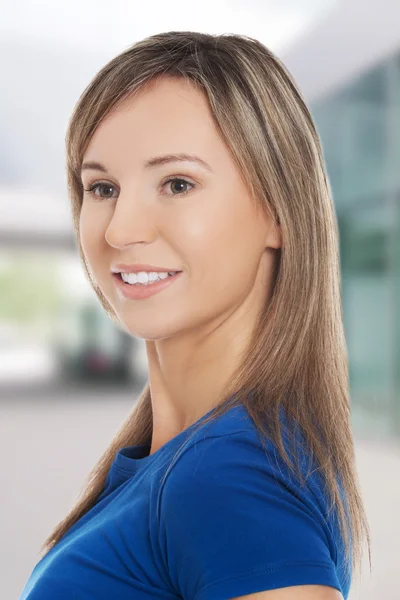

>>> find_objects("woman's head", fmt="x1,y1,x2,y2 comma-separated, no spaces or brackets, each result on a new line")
67,30,329,345
48,31,370,582
79,75,282,341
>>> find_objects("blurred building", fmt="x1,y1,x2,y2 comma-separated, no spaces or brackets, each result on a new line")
1,0,399,439
283,0,400,439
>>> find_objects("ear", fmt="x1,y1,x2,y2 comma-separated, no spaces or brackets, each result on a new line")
266,220,282,250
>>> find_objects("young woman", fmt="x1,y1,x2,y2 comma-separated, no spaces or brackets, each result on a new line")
19,31,371,600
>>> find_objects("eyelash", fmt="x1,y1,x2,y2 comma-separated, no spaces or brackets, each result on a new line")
83,177,195,201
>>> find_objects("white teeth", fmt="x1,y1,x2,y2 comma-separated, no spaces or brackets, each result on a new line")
120,271,177,285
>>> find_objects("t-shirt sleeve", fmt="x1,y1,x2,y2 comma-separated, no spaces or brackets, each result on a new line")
158,430,343,600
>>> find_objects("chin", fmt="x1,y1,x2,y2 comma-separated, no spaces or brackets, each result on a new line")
122,319,184,341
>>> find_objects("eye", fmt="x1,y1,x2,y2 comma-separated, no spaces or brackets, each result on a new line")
161,177,195,197
83,182,118,200
83,177,196,201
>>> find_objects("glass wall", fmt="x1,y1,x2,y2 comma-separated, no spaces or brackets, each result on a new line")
311,53,400,439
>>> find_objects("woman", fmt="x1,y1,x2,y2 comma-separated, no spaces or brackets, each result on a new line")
19,31,371,600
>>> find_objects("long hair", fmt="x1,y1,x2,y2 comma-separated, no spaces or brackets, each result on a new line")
41,31,371,585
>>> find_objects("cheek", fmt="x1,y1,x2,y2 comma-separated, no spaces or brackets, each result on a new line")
178,205,257,297
79,204,91,249
79,206,104,265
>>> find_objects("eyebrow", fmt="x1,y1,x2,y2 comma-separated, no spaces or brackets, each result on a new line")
80,153,213,174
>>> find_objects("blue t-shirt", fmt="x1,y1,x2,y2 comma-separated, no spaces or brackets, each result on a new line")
19,402,351,599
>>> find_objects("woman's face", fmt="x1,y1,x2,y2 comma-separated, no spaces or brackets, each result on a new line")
79,76,281,340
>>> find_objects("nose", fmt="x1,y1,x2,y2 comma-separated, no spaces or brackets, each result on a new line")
105,193,156,249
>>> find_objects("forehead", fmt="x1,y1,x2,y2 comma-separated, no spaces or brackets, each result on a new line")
83,77,222,166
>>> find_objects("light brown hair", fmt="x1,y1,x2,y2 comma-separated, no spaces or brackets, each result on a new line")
41,31,372,586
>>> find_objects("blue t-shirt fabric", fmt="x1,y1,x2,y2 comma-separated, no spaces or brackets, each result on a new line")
19,402,351,599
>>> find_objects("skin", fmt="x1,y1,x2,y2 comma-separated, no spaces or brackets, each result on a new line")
231,585,343,599
79,75,282,456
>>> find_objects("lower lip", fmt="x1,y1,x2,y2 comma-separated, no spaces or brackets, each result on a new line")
112,272,183,300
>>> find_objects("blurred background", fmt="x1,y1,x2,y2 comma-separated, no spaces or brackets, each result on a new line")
1,1,399,598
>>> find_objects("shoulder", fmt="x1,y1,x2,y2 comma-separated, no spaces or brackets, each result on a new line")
157,426,344,600
159,422,336,554
160,417,316,505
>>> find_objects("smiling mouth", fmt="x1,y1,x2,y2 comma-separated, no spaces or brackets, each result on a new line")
112,270,183,300
114,272,180,286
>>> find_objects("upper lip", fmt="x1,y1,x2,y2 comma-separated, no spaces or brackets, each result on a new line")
111,263,182,273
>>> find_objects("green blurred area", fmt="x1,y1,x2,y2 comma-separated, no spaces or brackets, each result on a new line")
311,55,400,438
0,257,62,323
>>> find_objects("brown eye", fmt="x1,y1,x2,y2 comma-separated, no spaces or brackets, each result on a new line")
162,177,195,197
84,182,118,200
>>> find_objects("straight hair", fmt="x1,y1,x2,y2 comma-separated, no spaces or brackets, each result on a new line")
41,31,371,586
